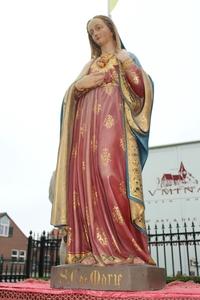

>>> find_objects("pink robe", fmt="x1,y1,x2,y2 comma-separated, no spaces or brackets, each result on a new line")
66,55,153,265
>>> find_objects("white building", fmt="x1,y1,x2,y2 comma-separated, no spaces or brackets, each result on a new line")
143,140,200,228
143,141,200,276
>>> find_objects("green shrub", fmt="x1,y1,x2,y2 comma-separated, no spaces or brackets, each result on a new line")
166,276,200,283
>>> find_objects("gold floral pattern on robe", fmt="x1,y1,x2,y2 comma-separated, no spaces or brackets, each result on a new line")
91,186,98,205
101,148,111,166
129,71,140,85
96,227,108,246
103,83,115,95
71,145,77,158
112,206,124,224
104,114,115,129
119,137,125,151
90,135,97,152
73,191,80,209
67,252,92,264
93,103,102,114
84,225,90,243
119,180,126,196
80,124,86,136
85,205,90,226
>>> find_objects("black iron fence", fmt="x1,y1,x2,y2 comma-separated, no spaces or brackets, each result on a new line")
25,231,61,279
0,231,61,282
0,258,26,282
147,222,200,277
0,222,200,282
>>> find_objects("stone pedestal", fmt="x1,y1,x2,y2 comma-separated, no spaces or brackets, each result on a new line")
50,264,166,291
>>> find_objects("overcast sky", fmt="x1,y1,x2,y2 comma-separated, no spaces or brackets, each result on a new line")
0,0,199,236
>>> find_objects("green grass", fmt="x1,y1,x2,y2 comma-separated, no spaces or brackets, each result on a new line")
166,275,200,283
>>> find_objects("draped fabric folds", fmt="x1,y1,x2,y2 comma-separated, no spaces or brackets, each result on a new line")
51,54,154,265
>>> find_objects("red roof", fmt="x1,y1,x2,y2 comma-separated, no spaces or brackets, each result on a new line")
162,174,183,181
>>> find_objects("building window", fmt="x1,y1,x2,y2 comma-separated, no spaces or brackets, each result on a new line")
11,249,19,262
19,250,26,262
11,250,26,262
0,216,10,237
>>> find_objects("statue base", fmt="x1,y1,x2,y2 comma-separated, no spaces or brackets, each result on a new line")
50,264,166,291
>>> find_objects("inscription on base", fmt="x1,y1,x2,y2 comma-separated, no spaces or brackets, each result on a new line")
59,269,123,287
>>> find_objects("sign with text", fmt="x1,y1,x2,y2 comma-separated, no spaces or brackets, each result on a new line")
143,141,200,227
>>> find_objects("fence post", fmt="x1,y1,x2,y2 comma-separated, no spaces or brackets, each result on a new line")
38,231,46,278
162,224,167,271
176,222,183,275
184,222,191,275
192,222,199,276
169,223,175,276
147,225,151,253
25,231,33,278
0,255,3,282
155,224,159,266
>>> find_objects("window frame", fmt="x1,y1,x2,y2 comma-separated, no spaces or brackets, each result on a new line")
0,216,10,237
19,250,26,262
11,249,19,261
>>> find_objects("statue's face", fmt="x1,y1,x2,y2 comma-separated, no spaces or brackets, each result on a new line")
88,18,114,47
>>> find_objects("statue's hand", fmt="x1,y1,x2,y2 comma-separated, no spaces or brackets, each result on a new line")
75,71,105,91
116,49,131,63
49,171,56,203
